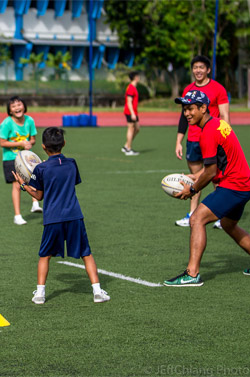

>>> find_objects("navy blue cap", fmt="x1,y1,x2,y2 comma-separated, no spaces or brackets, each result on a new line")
175,90,210,106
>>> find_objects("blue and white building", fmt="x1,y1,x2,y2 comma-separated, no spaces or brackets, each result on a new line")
0,0,135,81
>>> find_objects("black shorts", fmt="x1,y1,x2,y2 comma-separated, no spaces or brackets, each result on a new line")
125,114,139,123
3,160,16,183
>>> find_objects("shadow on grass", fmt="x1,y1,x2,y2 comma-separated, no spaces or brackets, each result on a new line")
23,212,43,223
138,148,156,154
46,272,112,303
201,253,250,281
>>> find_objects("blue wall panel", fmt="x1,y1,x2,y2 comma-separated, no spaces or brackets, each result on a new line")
14,0,26,15
13,43,32,80
87,0,103,19
14,14,23,39
72,46,85,69
0,0,8,14
88,18,96,41
24,0,31,14
91,47,99,69
96,44,105,69
96,0,104,19
54,0,67,18
72,0,84,18
37,0,49,16
107,47,119,69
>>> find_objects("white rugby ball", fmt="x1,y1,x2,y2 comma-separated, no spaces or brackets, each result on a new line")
15,150,42,183
161,173,194,198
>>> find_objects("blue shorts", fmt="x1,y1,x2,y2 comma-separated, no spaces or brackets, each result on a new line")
39,219,91,258
186,140,203,162
202,186,250,221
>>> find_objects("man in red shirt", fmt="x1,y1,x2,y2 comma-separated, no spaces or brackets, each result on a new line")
122,71,140,156
175,56,230,228
164,90,250,287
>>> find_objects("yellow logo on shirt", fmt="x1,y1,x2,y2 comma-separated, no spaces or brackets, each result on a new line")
10,132,30,152
217,120,232,139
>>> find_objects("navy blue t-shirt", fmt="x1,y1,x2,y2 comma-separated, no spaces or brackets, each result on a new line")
29,154,83,225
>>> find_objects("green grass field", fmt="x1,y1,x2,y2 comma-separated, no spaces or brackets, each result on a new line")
1,126,250,377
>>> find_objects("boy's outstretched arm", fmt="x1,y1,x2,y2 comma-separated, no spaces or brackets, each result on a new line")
12,171,44,201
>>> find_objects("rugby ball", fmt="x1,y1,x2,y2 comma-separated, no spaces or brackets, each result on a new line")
161,173,194,198
15,150,42,183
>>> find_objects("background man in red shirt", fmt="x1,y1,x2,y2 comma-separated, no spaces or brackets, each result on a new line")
122,71,140,156
164,90,250,287
175,56,230,228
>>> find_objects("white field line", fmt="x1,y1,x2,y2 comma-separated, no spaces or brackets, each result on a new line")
86,169,189,175
57,261,163,287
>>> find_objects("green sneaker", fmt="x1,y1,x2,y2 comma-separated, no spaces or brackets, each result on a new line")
243,269,250,276
163,270,204,287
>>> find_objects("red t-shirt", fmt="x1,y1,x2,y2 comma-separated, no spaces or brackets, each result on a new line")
199,117,250,191
183,80,229,142
124,83,139,115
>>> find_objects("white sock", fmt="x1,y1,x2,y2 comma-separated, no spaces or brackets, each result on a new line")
92,283,101,295
37,285,45,296
14,214,22,219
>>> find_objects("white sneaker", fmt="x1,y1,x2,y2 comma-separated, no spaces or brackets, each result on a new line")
213,220,222,229
32,290,45,304
94,289,110,303
125,149,139,156
14,215,27,225
175,213,191,227
31,202,43,213
121,146,128,153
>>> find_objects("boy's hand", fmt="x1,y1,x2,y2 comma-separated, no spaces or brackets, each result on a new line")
12,171,25,185
21,140,32,150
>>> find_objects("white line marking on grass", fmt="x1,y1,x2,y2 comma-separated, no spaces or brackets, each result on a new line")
86,169,189,175
57,261,163,287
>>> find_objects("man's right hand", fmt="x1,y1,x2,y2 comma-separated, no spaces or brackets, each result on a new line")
175,143,183,160
131,113,137,121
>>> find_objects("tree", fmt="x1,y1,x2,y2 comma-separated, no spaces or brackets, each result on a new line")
20,52,44,79
0,43,11,65
0,43,11,93
46,51,71,80
234,0,250,105
105,0,243,97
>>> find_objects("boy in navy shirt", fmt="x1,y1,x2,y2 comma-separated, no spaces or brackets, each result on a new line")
13,127,110,304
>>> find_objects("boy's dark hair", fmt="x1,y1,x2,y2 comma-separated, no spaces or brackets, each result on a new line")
42,127,65,153
194,102,210,114
7,96,27,115
191,55,211,70
128,71,140,81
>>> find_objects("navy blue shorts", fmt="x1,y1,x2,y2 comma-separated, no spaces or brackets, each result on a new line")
39,219,91,258
186,140,203,162
202,186,250,221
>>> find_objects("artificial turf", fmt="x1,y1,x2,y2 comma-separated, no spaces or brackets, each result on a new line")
1,126,250,377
